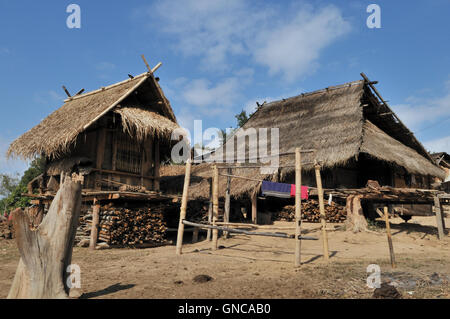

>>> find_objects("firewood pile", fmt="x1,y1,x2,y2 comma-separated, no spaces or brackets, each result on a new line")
0,220,14,240
272,200,346,223
78,204,169,246
75,200,215,246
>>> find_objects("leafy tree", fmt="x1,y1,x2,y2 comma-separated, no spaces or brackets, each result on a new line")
235,110,250,128
0,157,45,212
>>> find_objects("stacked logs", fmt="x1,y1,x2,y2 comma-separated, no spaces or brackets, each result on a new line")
272,200,346,223
79,205,169,246
0,220,13,240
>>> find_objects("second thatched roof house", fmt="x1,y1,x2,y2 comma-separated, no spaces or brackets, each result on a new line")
162,75,444,201
8,70,179,194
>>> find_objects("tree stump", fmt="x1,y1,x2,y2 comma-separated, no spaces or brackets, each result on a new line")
7,177,82,299
345,195,369,232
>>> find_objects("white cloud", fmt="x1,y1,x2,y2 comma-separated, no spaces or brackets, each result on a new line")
424,135,450,154
392,92,450,131
147,1,350,81
0,136,28,176
253,6,351,81
182,77,241,109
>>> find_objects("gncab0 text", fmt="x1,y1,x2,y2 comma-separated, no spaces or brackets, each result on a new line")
222,303,271,314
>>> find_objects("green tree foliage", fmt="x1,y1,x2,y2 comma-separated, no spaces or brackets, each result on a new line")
0,157,45,212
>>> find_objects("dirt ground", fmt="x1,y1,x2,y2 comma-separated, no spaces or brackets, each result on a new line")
1,216,449,299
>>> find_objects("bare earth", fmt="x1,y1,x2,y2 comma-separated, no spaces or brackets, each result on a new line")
1,216,449,299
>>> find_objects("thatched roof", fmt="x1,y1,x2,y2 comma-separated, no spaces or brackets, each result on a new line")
8,72,178,159
169,79,444,199
114,106,179,141
431,152,450,169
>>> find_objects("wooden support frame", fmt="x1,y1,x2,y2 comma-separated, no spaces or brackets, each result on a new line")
315,164,330,263
175,160,192,255
294,148,302,267
384,206,396,268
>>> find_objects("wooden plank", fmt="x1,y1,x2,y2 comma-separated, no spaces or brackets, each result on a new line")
294,148,302,267
175,160,192,255
384,206,396,268
434,196,445,240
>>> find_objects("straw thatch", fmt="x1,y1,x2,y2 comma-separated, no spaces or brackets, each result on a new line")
114,106,179,141
8,72,178,160
167,80,444,199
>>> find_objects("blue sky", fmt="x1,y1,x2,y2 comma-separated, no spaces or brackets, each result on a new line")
0,0,449,175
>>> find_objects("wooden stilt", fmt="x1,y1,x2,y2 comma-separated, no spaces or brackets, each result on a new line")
384,206,396,268
192,227,199,243
175,160,192,255
224,168,231,238
89,198,100,250
315,164,330,263
294,148,302,267
434,196,445,240
251,192,258,224
212,165,219,250
207,178,213,241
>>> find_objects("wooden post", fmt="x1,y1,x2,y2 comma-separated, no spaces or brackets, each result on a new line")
207,178,213,241
315,164,330,263
192,227,199,243
95,128,106,190
251,192,258,224
176,160,192,255
384,206,396,268
294,148,302,267
212,165,219,250
89,198,100,250
434,196,445,240
224,168,231,238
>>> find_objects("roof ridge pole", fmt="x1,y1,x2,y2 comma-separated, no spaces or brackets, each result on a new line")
360,72,435,163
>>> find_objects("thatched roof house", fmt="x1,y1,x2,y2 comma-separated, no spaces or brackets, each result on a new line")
9,71,179,193
432,152,450,182
162,78,444,200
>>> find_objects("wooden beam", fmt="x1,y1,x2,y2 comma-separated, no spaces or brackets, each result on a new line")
62,86,71,98
141,54,152,73
175,160,192,255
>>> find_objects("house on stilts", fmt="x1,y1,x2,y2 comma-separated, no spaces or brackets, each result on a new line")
161,74,448,229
